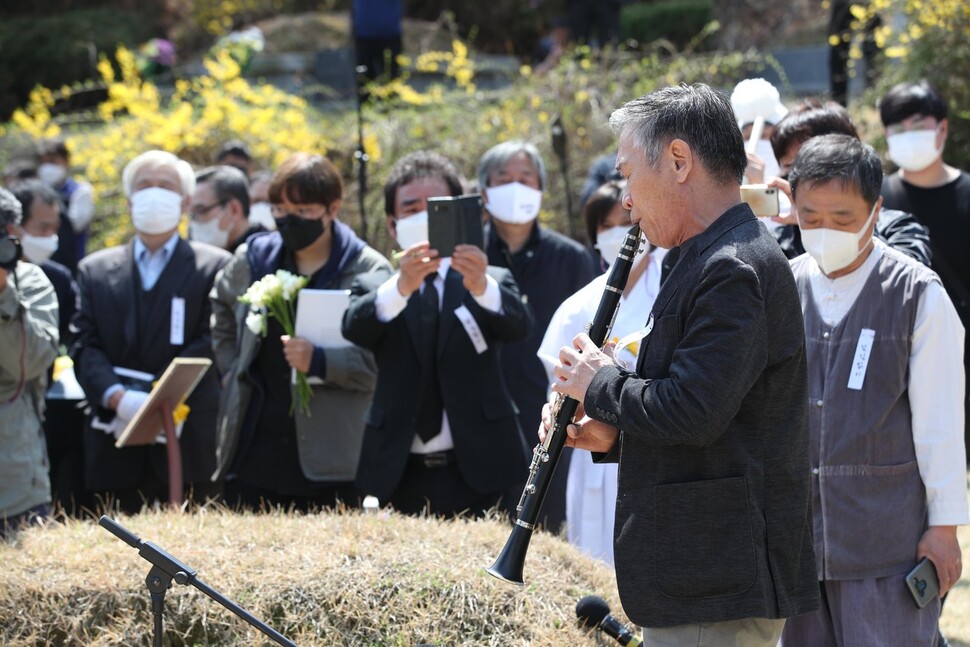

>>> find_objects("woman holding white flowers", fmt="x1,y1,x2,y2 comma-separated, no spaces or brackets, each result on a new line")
210,153,392,511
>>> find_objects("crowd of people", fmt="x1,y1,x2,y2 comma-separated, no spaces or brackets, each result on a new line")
1,76,968,644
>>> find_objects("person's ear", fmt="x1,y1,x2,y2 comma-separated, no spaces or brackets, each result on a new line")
386,215,397,240
668,139,693,183
327,199,342,220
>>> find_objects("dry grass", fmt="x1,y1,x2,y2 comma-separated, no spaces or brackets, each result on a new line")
0,507,623,646
3,477,969,646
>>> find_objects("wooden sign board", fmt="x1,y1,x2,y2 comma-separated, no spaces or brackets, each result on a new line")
115,358,212,448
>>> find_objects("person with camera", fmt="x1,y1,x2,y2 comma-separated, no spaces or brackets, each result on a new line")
545,84,819,645
0,187,60,536
71,150,231,514
342,150,532,517
775,134,968,645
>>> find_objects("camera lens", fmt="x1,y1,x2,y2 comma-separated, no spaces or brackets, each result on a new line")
0,236,22,270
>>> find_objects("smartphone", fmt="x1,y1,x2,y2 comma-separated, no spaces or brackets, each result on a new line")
905,557,940,609
740,184,780,218
427,194,485,256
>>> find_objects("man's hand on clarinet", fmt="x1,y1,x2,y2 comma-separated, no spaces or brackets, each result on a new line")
552,333,615,402
538,397,618,453
541,332,621,453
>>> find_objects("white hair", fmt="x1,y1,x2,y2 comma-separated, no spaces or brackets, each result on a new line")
121,150,196,198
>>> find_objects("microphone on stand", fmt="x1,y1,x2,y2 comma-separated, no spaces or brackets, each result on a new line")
576,595,642,646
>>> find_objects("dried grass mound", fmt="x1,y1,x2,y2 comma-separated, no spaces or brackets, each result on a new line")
0,508,625,646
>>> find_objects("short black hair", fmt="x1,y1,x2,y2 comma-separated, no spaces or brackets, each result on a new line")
583,180,627,246
37,136,70,160
879,80,948,127
269,153,342,206
12,179,60,225
196,165,251,216
609,83,748,185
384,151,463,217
770,100,859,160
789,134,883,209
216,139,252,162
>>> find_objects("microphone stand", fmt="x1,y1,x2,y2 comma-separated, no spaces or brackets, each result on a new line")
354,64,371,243
99,515,298,647
551,114,577,239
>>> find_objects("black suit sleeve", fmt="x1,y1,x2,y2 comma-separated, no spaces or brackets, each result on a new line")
875,208,932,267
341,271,396,351
464,266,532,343
71,261,121,406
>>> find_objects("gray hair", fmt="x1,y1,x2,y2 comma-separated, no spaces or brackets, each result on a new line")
609,83,748,185
195,165,251,216
476,140,548,191
0,187,23,228
121,150,196,198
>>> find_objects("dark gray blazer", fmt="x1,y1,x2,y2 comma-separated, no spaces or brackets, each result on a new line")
586,204,819,628
342,266,533,502
72,238,230,490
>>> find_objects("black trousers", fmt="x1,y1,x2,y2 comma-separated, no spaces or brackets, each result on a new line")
387,453,515,519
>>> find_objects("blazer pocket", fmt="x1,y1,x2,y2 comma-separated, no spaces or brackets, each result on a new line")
654,476,756,599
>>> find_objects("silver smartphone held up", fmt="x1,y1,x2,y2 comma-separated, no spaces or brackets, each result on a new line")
740,184,780,218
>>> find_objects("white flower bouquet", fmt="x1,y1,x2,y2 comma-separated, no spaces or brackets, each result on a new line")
239,269,312,416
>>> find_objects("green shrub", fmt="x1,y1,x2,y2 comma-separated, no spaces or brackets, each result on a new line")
620,0,715,50
0,8,153,122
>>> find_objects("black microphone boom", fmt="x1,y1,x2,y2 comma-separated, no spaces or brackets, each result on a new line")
576,595,642,646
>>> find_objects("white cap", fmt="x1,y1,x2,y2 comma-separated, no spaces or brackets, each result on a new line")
730,78,788,128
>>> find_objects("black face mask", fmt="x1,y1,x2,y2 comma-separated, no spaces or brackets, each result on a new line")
276,214,325,251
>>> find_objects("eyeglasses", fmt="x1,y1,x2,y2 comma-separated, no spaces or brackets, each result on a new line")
886,116,939,136
270,204,329,219
189,202,225,220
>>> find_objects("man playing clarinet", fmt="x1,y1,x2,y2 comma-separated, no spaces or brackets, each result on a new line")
544,83,820,645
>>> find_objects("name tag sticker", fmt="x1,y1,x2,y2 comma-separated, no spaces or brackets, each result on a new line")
170,297,185,346
847,328,875,391
454,305,487,354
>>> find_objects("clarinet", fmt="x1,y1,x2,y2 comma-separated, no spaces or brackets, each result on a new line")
487,224,644,585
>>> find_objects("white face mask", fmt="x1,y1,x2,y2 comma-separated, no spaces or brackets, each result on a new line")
249,202,276,231
485,181,543,224
21,233,59,264
886,127,942,172
595,225,630,266
37,163,67,187
131,187,184,234
189,216,230,249
800,202,878,275
394,210,428,250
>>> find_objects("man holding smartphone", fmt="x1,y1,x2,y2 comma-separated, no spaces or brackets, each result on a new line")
343,151,533,517
778,135,968,646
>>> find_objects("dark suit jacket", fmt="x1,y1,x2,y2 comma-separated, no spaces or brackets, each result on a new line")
342,266,533,502
72,238,230,490
586,204,819,627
